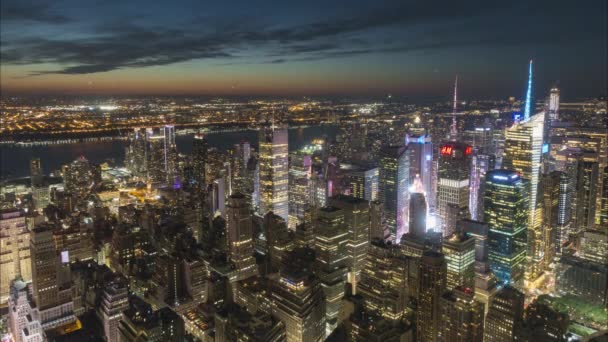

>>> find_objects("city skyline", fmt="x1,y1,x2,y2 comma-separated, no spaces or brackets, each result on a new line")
1,0,606,97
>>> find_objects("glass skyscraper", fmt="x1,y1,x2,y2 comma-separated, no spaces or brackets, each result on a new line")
258,126,289,222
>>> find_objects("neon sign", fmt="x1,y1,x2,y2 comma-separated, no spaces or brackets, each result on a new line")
465,146,472,155
440,145,453,156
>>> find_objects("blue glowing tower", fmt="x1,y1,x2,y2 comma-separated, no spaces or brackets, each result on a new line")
523,60,533,121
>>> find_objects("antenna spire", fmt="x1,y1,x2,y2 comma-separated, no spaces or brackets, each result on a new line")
523,60,533,120
449,75,458,140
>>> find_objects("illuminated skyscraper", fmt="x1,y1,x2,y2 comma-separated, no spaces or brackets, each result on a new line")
192,133,208,186
328,195,370,295
438,287,484,342
416,251,446,342
540,171,571,261
503,112,544,280
469,154,494,221
483,170,528,285
409,192,427,239
259,126,289,222
145,126,178,185
271,248,325,342
406,134,433,208
100,277,129,342
30,158,43,187
483,286,524,342
125,128,148,178
63,156,101,200
225,193,257,281
343,164,379,201
379,145,409,241
442,233,475,291
548,86,560,123
437,142,471,236
288,152,312,230
0,210,31,305
314,206,348,335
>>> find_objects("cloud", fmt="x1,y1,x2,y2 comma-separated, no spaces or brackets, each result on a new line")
1,0,604,76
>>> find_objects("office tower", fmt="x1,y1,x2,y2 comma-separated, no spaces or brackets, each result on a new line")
463,120,495,155
469,154,494,221
369,200,389,241
30,225,76,329
30,158,43,187
574,159,599,231
288,153,312,230
358,240,409,321
271,248,325,342
212,178,226,216
483,286,525,342
444,204,468,238
259,126,289,222
100,277,129,342
151,254,183,306
314,206,348,335
459,219,497,313
225,193,257,281
518,301,569,341
548,86,560,123
409,192,427,239
601,166,608,227
540,171,572,258
343,164,379,201
406,134,433,208
328,195,370,295
263,212,294,272
192,133,208,185
503,112,545,280
63,156,101,199
438,287,484,342
442,233,475,291
416,251,446,342
437,142,471,236
0,209,31,305
484,170,528,285
379,145,409,242
125,128,148,178
119,297,185,341
8,280,46,342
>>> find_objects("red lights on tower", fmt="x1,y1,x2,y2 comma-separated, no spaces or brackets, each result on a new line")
464,146,472,155
440,145,453,156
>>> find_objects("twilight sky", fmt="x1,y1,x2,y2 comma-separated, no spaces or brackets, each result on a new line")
1,0,606,98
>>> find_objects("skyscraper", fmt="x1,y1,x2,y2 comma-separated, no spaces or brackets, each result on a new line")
409,192,427,239
100,277,129,342
259,126,289,222
540,171,571,261
442,233,475,291
438,287,484,342
328,195,370,295
192,133,208,186
225,193,257,281
437,142,471,236
416,251,446,342
469,154,494,221
145,126,178,185
30,158,43,188
483,286,525,342
503,112,544,280
314,206,348,335
484,170,528,285
0,209,31,305
406,134,433,208
548,86,560,123
288,152,312,230
379,145,409,242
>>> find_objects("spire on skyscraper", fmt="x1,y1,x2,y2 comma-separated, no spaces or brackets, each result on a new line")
523,60,533,121
449,75,458,140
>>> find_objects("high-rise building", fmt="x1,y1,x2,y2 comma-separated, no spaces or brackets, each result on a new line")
416,251,446,342
437,142,471,236
259,126,289,222
288,153,312,230
483,286,524,342
63,156,101,200
30,225,76,329
8,280,45,342
328,195,370,295
271,248,325,342
342,164,379,201
125,128,148,178
548,87,560,123
30,158,43,188
369,200,389,241
469,154,494,221
225,193,257,281
314,206,348,335
601,166,608,227
406,134,434,208
192,133,208,186
0,209,31,305
442,233,475,291
409,192,427,239
438,287,484,342
144,125,178,185
379,145,409,242
503,112,545,280
358,239,410,321
484,170,528,285
574,159,600,232
100,277,129,342
541,171,572,258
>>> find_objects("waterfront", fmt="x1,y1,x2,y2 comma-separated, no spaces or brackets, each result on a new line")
0,125,340,179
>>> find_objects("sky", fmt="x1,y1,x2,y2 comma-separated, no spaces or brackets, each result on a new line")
1,0,606,99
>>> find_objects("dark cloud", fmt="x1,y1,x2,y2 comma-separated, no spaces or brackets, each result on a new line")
0,0,605,76
0,1,71,23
